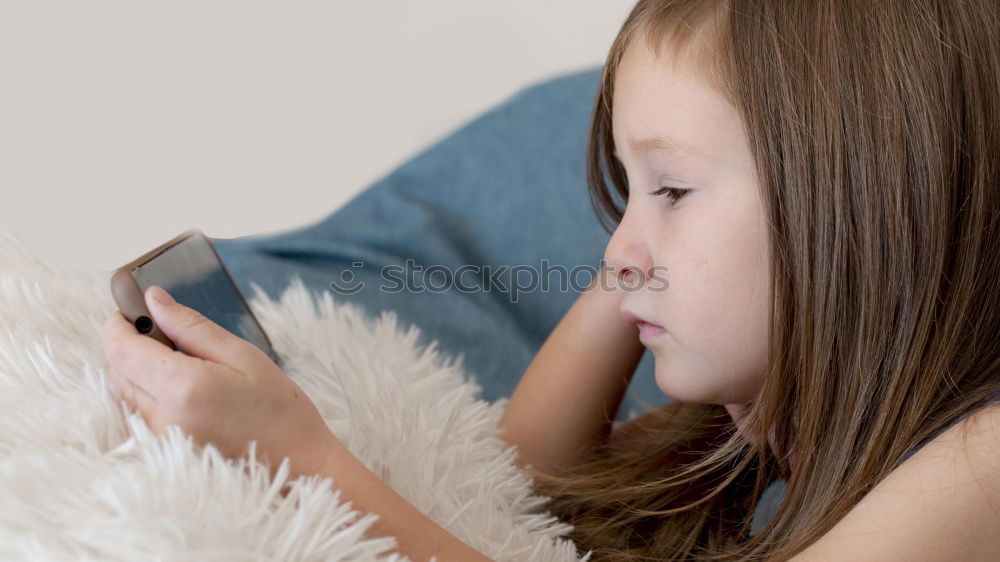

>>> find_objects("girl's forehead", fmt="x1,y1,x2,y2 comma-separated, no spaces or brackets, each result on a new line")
613,55,730,144
611,43,754,176
614,39,728,114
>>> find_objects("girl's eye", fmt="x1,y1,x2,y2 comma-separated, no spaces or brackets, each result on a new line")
649,185,691,206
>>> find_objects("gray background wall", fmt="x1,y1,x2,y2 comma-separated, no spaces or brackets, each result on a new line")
1,1,634,272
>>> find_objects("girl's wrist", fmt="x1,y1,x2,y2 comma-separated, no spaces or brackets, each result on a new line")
287,432,352,481
309,443,492,561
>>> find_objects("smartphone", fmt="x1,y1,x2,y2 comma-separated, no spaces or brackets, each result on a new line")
110,229,282,367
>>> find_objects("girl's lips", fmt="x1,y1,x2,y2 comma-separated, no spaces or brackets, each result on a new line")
637,321,666,342
621,308,666,342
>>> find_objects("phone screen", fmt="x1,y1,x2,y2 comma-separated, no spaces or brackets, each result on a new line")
130,233,280,365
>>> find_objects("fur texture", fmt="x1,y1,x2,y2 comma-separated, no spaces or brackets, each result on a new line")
0,231,585,561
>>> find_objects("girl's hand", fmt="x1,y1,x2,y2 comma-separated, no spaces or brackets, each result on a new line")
100,285,343,479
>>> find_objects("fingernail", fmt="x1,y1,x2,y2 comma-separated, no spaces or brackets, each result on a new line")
150,285,175,306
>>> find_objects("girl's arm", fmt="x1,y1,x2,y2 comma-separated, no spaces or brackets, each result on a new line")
499,270,646,475
313,446,493,561
102,288,491,560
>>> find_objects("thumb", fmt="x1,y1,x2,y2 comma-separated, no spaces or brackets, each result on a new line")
145,285,256,370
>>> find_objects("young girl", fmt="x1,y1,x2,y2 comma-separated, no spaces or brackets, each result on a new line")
507,0,1000,559
103,0,1000,560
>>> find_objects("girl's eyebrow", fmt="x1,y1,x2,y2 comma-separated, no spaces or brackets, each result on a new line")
628,136,710,162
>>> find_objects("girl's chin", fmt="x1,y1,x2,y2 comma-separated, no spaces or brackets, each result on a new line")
654,366,713,403
654,366,755,405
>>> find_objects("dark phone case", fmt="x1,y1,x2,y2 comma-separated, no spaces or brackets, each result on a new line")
109,228,279,365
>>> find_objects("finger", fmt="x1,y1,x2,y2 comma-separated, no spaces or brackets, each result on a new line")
101,310,197,398
144,285,263,372
107,365,157,415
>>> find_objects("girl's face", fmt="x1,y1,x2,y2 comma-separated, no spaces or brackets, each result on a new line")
606,40,770,407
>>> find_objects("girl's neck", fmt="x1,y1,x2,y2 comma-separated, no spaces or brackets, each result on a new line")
725,403,797,473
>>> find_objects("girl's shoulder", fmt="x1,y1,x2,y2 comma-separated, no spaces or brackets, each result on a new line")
797,395,1000,560
896,389,1000,468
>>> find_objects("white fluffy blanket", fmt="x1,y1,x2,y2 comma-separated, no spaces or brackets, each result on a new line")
0,232,585,561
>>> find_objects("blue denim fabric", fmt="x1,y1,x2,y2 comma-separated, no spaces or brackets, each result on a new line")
210,66,666,421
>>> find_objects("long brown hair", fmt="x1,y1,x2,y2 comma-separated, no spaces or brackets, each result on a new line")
529,1,1000,559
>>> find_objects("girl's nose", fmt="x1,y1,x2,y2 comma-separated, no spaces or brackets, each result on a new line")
604,218,652,286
